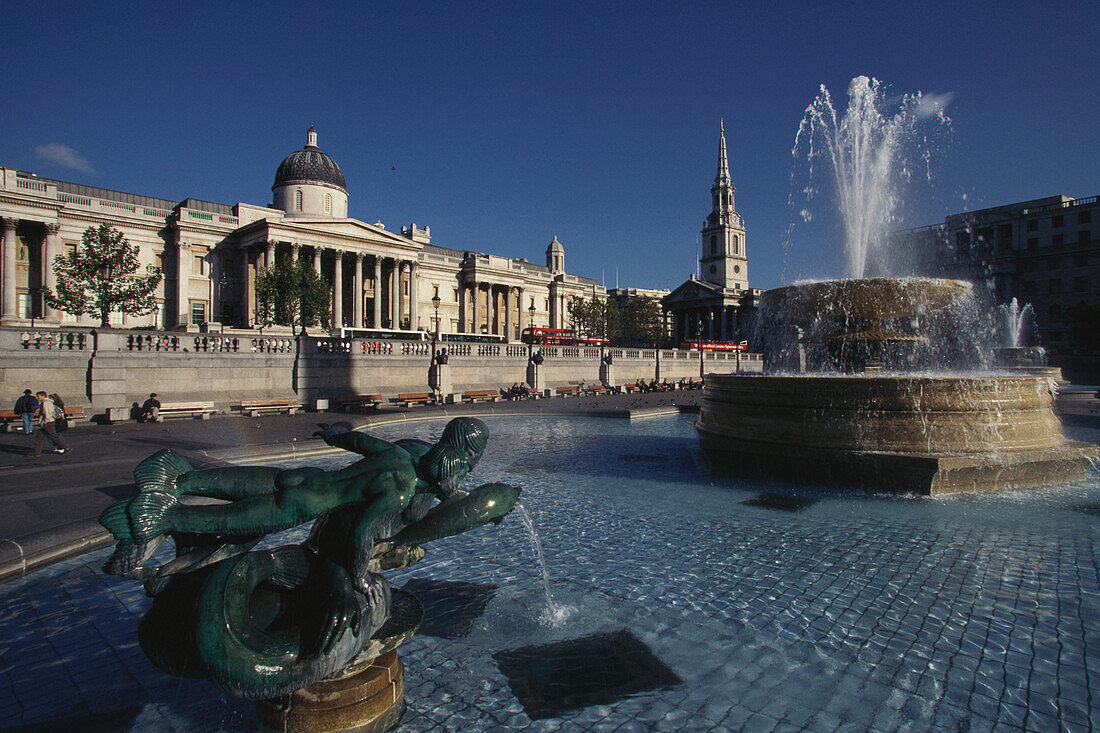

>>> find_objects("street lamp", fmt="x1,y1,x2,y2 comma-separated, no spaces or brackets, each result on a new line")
431,293,441,340
528,302,536,328
697,317,705,379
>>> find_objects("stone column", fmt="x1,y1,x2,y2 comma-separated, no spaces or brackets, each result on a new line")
353,253,363,328
409,261,418,332
471,281,480,334
264,241,275,269
333,251,343,329
241,248,253,327
176,242,190,327
312,246,322,274
2,217,17,321
504,287,513,341
372,257,382,327
517,287,526,337
291,243,300,263
43,223,60,321
390,260,401,329
458,283,466,332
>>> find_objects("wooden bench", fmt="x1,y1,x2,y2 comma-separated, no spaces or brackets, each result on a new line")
336,394,385,412
463,389,501,403
519,387,541,400
556,386,581,397
391,392,437,408
237,398,303,416
584,384,613,395
624,383,643,394
1,406,86,431
158,401,216,420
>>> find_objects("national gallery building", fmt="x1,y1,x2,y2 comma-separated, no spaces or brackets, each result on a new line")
0,127,601,337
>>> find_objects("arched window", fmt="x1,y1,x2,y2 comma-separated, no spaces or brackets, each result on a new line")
295,189,303,211
324,193,332,214
710,235,718,255
733,234,740,254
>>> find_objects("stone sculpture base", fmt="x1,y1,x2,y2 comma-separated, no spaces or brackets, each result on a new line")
255,588,423,733
255,651,405,733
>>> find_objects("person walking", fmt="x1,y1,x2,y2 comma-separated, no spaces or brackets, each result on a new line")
30,391,70,457
49,393,70,435
14,389,38,435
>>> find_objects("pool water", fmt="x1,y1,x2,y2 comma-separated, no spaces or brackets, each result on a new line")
2,414,1099,731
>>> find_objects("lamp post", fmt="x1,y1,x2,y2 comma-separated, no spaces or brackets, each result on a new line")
298,281,309,336
431,293,441,341
528,302,536,329
697,317,705,380
98,259,113,327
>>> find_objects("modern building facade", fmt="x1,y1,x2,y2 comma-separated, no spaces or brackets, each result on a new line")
0,127,601,337
890,194,1098,357
662,123,763,345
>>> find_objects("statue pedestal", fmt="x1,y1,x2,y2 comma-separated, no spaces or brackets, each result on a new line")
255,588,423,733
255,650,405,733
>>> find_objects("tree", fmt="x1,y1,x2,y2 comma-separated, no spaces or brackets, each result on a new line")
568,295,617,339
255,258,332,332
44,224,162,327
617,296,666,347
567,294,667,346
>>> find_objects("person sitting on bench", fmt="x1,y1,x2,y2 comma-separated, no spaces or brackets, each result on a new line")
141,393,163,423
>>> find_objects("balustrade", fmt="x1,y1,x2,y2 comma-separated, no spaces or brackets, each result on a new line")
251,337,294,353
20,330,88,350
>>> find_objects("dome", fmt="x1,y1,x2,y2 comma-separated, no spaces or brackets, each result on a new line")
272,127,347,192
546,235,564,253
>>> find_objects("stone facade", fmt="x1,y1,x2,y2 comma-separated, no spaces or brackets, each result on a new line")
0,128,601,337
890,194,1098,360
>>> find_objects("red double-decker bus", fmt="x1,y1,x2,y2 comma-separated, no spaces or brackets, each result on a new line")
520,327,610,347
680,340,748,352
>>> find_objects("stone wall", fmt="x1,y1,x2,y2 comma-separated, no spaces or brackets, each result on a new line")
0,327,761,416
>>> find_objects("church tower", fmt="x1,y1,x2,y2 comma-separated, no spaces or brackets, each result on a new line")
700,122,748,291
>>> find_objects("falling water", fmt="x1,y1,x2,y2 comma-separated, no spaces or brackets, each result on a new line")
791,76,951,278
513,501,575,625
999,297,1035,348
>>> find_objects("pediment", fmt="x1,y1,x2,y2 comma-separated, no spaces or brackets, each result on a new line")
662,279,722,305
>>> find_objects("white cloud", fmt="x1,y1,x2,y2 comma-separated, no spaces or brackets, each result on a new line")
34,143,96,175
915,91,956,119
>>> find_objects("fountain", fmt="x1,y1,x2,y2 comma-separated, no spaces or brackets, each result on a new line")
697,77,1095,495
994,297,1049,370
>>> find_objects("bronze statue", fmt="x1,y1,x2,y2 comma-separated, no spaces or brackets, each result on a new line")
99,418,519,699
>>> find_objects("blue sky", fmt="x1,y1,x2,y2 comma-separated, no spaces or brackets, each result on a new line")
2,1,1096,291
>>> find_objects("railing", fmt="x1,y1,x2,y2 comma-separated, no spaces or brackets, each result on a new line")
251,337,294,353
20,330,88,350
194,336,240,353
59,193,93,206
1020,195,1098,215
505,345,527,358
127,334,183,351
401,342,430,356
476,344,501,356
16,178,48,192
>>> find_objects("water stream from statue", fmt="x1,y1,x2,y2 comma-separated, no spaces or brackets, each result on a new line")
514,501,575,625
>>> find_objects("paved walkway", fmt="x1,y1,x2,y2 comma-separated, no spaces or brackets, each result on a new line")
0,390,700,583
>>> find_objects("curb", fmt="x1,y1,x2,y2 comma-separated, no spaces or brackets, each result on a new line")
0,519,113,584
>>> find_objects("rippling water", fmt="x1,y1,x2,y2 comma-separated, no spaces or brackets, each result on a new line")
2,414,1099,731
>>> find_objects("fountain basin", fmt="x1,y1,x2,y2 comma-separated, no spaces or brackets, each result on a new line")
697,373,1095,495
762,277,971,323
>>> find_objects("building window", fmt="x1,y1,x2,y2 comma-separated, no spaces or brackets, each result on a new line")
193,255,204,275
1076,254,1088,267
190,300,206,325
1074,277,1087,293
1027,238,1038,250
734,265,740,274
710,235,717,255
1027,219,1038,232
1080,210,1092,224
453,288,459,302
1052,234,1063,247
1052,215,1063,227
1080,230,1091,244
295,189,303,211
324,193,332,214
17,292,32,319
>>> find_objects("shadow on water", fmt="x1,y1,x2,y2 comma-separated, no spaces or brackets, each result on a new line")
400,578,497,639
492,629,682,720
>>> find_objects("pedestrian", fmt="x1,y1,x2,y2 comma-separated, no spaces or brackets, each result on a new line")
14,389,38,435
49,393,70,434
30,391,70,457
141,393,163,423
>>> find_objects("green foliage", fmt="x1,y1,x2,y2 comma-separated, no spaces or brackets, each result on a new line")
255,258,332,331
44,224,162,327
567,295,668,347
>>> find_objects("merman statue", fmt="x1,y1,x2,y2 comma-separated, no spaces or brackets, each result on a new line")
99,417,520,701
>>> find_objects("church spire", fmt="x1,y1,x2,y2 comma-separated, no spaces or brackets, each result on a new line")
715,119,730,185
